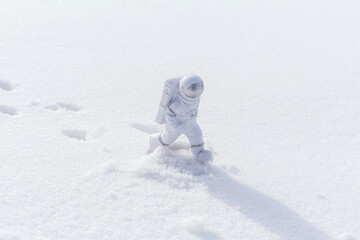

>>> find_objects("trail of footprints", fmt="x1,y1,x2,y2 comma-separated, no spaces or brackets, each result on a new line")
1,79,95,141
0,80,17,116
44,102,87,140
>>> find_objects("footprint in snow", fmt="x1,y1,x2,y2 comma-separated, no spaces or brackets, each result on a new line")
62,129,87,141
0,80,18,116
45,102,81,112
62,127,108,141
0,80,14,91
0,105,17,116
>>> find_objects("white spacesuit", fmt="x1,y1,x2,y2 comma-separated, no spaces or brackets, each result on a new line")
149,73,213,163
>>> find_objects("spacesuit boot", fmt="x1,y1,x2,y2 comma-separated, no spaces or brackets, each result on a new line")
149,132,166,153
191,144,213,163
196,150,213,163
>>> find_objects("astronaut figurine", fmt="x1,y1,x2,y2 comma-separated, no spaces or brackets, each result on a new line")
149,73,213,163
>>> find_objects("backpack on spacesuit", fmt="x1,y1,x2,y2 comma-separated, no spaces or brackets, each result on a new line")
155,77,180,124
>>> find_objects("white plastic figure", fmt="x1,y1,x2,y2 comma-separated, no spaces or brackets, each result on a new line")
149,73,213,163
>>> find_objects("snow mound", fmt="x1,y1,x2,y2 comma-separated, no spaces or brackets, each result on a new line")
133,147,209,189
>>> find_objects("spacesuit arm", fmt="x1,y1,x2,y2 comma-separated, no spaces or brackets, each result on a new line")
165,107,184,130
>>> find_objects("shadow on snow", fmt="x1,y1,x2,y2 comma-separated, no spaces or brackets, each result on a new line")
204,167,331,240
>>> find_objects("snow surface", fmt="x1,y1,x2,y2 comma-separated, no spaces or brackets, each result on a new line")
1,0,360,239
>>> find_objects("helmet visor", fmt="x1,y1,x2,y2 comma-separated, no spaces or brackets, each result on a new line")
183,82,204,99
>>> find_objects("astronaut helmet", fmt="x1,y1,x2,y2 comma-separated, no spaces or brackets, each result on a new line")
179,73,204,100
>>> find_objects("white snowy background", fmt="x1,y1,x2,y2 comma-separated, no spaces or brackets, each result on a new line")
0,0,359,239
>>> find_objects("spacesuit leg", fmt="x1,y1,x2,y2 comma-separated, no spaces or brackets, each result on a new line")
183,123,204,155
149,124,181,152
183,123,213,163
160,124,182,145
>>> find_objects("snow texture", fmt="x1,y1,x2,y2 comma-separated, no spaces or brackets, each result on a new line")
1,0,360,239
